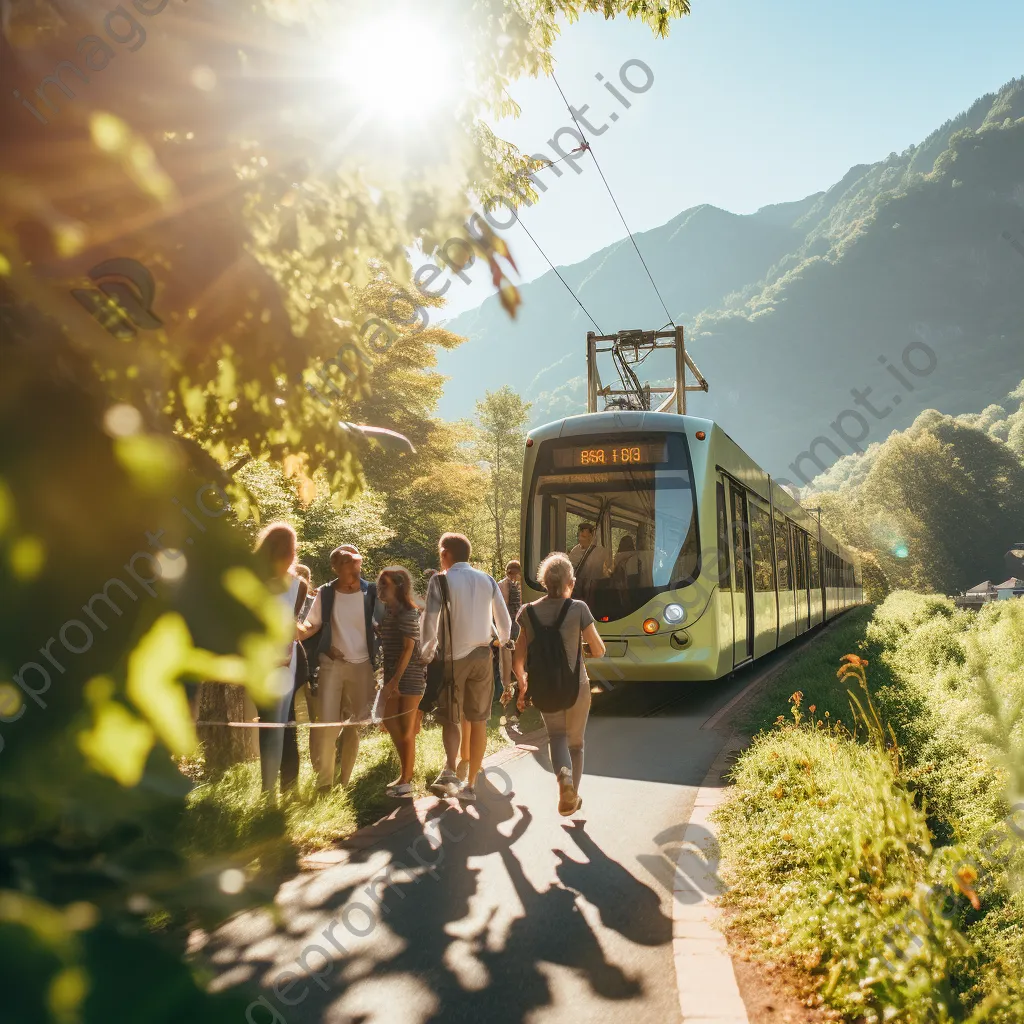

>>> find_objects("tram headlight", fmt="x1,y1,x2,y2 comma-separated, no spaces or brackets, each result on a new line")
663,603,685,624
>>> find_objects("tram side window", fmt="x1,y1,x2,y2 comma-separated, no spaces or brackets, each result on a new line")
773,511,791,591
809,540,820,589
716,482,731,591
730,486,748,593
791,524,806,590
749,504,775,592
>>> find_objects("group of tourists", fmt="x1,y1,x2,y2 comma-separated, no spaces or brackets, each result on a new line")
250,523,606,817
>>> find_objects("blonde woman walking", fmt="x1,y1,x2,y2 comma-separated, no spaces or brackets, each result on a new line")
513,552,605,815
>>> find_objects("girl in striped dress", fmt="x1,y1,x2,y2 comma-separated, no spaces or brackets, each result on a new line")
377,566,426,797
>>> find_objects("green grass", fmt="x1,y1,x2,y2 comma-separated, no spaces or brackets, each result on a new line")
736,606,880,737
181,701,543,867
715,596,1024,1024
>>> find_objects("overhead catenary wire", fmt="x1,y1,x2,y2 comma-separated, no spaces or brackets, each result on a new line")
512,211,604,333
550,70,677,331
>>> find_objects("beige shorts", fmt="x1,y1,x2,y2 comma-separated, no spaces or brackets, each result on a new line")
439,646,494,724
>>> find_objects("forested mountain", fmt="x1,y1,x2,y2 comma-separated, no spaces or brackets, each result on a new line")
437,79,1024,478
808,378,1024,597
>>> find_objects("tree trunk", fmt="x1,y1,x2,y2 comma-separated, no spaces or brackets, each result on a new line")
493,447,502,568
196,681,259,776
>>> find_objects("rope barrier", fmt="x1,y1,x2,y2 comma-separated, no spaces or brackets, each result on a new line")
195,710,419,728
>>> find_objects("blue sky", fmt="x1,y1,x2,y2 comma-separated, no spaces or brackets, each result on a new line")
437,0,1024,318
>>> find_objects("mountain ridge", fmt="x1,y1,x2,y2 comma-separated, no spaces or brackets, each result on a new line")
437,78,1024,478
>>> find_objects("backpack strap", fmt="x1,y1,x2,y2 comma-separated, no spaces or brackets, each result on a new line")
554,598,573,629
437,574,458,719
575,544,595,575
524,603,541,633
292,579,308,619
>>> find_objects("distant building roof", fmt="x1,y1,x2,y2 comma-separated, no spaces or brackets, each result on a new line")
966,580,997,594
993,577,1024,590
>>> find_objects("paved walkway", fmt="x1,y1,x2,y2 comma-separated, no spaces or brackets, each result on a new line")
204,670,776,1024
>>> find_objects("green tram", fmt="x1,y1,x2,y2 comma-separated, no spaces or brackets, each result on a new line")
519,410,864,685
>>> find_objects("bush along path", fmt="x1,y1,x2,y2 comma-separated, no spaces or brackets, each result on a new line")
713,594,1024,1024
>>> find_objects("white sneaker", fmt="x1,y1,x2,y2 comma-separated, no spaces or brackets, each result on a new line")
430,770,460,798
386,782,413,798
458,783,477,803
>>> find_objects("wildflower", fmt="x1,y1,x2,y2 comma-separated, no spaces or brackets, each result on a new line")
808,704,816,714
955,865,981,910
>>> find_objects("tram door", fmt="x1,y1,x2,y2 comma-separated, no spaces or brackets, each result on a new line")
715,481,734,672
728,481,754,666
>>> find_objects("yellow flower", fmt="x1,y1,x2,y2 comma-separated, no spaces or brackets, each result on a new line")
955,865,981,910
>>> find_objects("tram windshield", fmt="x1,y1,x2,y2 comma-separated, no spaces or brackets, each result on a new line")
524,433,700,621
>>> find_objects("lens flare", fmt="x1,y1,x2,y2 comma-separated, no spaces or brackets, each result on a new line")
334,15,461,128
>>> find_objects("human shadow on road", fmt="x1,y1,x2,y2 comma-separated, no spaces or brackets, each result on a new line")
208,770,659,1024
556,820,672,946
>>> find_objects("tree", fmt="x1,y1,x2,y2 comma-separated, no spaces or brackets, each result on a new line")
0,1,691,1018
473,386,531,576
299,485,395,581
812,400,1024,595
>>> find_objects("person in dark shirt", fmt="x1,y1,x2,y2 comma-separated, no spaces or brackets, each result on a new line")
377,566,426,798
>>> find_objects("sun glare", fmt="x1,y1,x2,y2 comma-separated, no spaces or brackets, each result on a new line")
335,16,460,128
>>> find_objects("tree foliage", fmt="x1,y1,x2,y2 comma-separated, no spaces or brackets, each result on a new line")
473,386,531,575
811,383,1024,595
0,3,691,1016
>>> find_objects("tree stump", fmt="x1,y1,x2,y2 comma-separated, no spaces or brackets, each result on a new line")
196,682,258,775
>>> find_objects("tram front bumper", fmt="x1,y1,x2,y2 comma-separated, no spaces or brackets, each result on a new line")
585,630,718,683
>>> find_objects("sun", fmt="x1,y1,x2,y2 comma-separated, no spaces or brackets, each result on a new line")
334,15,461,128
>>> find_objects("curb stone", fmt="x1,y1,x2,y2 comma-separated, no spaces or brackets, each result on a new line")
673,733,749,1024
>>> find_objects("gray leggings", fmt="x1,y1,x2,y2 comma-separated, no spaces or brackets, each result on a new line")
541,675,592,791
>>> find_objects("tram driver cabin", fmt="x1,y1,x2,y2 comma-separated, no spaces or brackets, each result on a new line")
520,411,864,685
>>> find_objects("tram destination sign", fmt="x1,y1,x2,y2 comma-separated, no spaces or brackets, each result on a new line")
553,441,668,468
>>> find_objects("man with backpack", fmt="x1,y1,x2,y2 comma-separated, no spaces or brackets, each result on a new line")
298,547,382,794
512,552,606,816
420,533,512,802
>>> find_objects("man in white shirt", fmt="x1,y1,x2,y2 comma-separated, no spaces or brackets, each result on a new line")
568,522,611,582
421,532,512,800
298,548,380,792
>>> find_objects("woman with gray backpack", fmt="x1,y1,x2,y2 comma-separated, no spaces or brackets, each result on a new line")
512,552,606,816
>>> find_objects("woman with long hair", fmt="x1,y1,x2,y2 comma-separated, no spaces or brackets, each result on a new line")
253,522,307,796
377,566,426,797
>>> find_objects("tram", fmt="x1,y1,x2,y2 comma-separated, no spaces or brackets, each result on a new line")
519,329,864,685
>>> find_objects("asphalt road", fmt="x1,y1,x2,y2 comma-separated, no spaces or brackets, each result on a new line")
205,652,802,1024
